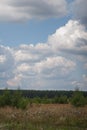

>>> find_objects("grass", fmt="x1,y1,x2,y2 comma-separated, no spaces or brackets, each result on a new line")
0,104,87,130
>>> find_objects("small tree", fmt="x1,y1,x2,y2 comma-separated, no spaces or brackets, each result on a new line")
0,89,28,109
11,90,22,108
53,95,68,104
58,95,68,104
0,89,12,107
71,90,86,107
18,98,28,109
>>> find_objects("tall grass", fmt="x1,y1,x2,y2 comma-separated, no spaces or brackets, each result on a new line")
0,104,87,130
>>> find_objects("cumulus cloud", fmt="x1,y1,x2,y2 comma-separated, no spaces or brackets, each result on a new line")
48,20,87,56
0,0,68,22
0,45,14,72
34,56,75,77
14,49,39,62
12,46,76,88
14,43,52,63
0,45,15,89
0,55,6,64
72,0,87,25
0,19,87,90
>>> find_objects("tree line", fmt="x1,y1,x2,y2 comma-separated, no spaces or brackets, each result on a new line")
0,89,87,109
0,89,87,98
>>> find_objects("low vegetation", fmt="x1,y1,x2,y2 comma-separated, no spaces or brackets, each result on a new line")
71,90,86,107
0,104,87,130
0,89,87,108
0,89,28,109
0,89,87,129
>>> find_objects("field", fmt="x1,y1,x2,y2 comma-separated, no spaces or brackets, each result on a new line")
0,104,87,130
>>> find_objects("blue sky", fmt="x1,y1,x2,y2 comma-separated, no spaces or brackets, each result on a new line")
0,17,70,46
0,0,87,90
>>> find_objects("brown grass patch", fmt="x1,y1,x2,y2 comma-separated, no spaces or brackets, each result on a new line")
0,104,87,129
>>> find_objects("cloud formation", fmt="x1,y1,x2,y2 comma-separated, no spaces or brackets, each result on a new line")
48,20,87,55
0,0,87,26
0,0,68,22
72,0,87,25
0,20,87,90
0,45,14,72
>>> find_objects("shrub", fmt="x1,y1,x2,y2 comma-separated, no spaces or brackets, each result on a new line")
53,96,68,104
11,90,22,108
71,90,86,107
0,89,28,109
0,89,12,107
0,95,5,107
18,98,28,109
32,97,41,104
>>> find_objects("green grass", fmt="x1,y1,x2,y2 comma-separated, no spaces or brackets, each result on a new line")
0,123,86,130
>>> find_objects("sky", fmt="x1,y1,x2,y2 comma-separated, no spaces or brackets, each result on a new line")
0,0,87,90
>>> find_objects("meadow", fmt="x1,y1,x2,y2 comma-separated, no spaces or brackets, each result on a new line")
0,104,87,130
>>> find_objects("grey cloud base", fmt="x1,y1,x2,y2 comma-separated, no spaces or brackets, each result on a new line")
72,0,87,25
0,0,87,27
0,0,67,22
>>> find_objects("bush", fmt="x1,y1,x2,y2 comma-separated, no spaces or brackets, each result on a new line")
32,97,42,104
58,96,68,104
53,95,68,104
11,90,22,108
0,89,28,109
0,95,5,107
0,89,12,107
71,90,86,107
18,98,28,109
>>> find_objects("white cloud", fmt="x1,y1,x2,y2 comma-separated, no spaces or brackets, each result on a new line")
48,20,87,56
34,56,75,76
0,0,68,22
16,63,31,72
0,19,87,90
0,55,6,63
12,55,76,87
0,45,14,72
14,49,39,62
0,45,15,89
7,74,22,87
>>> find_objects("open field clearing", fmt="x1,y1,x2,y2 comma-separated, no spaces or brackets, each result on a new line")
0,104,87,130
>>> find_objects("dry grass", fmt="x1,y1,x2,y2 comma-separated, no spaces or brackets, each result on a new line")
0,104,87,129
